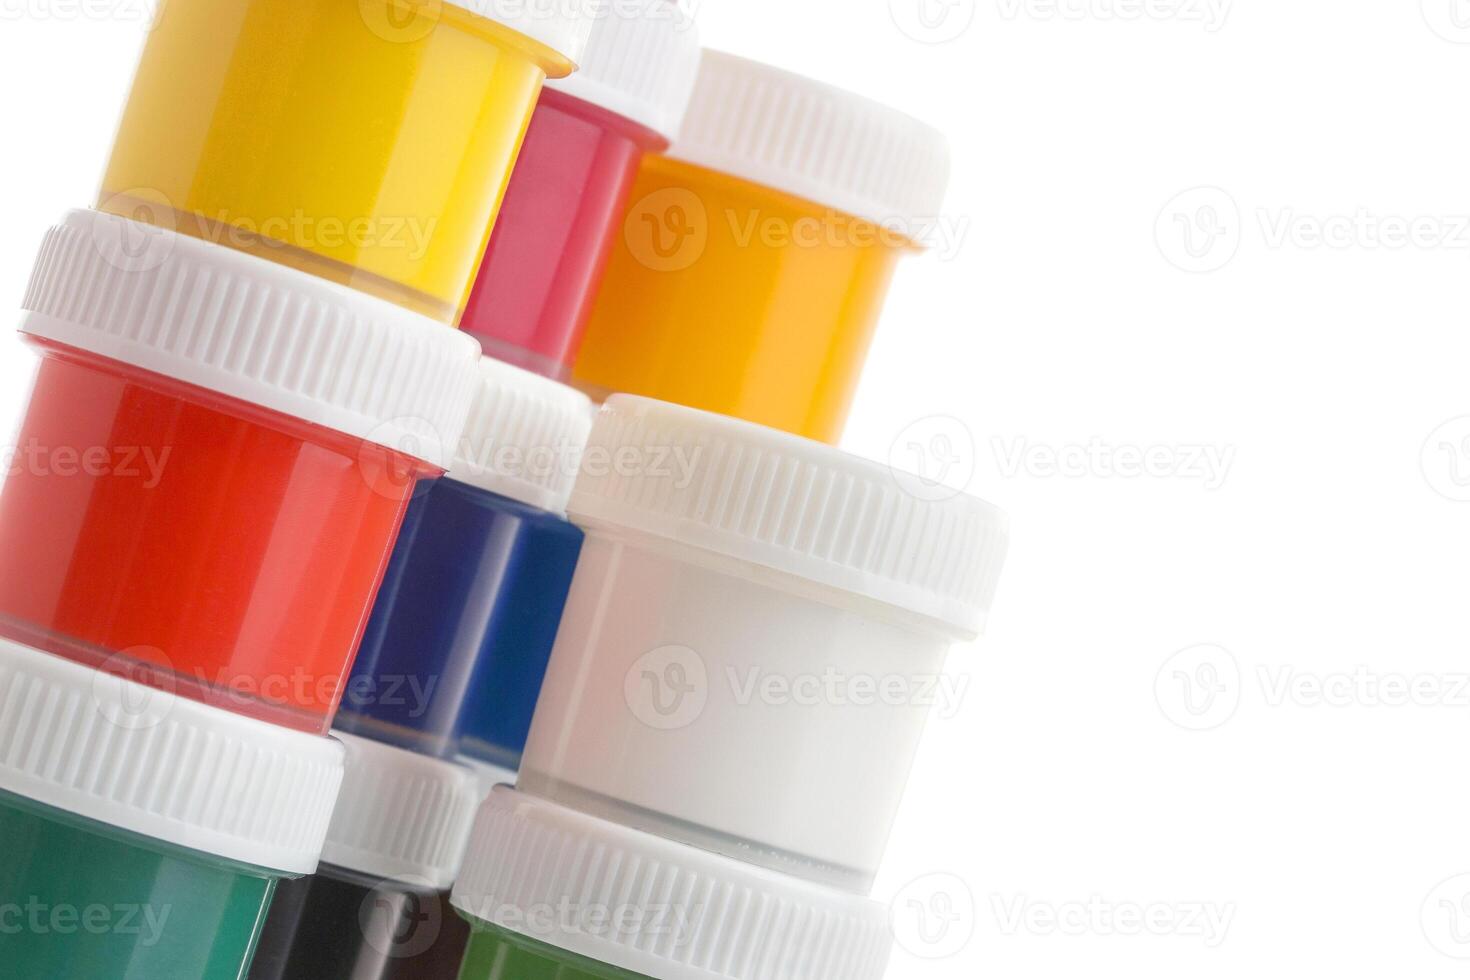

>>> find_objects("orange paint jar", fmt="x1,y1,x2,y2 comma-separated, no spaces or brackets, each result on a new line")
0,212,481,732
572,51,952,443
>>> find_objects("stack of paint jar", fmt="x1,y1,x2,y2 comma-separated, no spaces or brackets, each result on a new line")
0,2,1010,979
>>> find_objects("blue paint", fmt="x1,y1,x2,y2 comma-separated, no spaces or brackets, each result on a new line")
335,476,583,769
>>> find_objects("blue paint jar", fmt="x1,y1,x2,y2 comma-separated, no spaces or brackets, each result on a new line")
335,356,592,774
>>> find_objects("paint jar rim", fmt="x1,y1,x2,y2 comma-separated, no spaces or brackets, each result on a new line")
544,0,702,140
448,355,594,514
321,731,485,891
440,0,599,68
19,209,483,470
452,787,892,980
569,396,1009,639
0,635,344,875
666,50,952,238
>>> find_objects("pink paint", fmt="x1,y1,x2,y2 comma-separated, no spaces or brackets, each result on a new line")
460,88,668,379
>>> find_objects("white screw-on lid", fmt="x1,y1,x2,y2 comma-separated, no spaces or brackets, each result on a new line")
545,0,702,140
20,210,483,470
452,788,893,980
449,356,593,514
570,397,1009,638
320,733,484,891
451,0,598,66
669,50,951,233
0,636,343,875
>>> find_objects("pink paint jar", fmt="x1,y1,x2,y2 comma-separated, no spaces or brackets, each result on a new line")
460,1,700,379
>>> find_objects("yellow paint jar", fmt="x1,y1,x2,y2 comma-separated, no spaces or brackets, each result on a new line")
100,0,595,322
572,50,952,443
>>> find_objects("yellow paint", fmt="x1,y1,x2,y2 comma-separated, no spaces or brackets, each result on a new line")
572,155,915,445
101,0,572,322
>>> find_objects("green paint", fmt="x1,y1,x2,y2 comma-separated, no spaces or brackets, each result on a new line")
0,789,287,979
456,919,655,979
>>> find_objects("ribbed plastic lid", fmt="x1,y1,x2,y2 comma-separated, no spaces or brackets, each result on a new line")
0,636,343,875
20,210,482,470
449,356,593,514
452,788,893,980
545,0,702,139
320,733,484,891
570,397,1009,637
669,50,951,233
451,0,598,66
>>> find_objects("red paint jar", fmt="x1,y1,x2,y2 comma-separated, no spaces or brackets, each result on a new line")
459,1,700,379
0,210,481,733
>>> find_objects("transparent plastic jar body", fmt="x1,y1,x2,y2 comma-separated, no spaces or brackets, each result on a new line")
0,338,434,732
101,0,574,321
517,524,954,891
572,156,913,443
0,790,289,979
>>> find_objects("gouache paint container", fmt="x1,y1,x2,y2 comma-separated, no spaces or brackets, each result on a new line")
0,210,481,732
0,634,343,979
573,51,952,443
100,0,596,321
451,396,1009,980
335,356,592,771
250,733,483,980
461,0,701,378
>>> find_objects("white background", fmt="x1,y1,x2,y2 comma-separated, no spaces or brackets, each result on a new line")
4,1,1470,977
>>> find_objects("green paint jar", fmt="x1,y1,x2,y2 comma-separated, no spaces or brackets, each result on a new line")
458,921,652,979
0,635,344,978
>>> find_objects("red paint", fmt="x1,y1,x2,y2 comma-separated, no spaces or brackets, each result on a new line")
0,339,436,733
461,88,667,379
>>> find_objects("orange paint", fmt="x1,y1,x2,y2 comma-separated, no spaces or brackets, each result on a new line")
571,155,916,444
